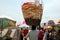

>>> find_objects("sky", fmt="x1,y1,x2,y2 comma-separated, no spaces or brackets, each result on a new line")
0,0,60,26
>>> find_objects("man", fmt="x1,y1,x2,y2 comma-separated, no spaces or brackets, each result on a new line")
24,25,39,40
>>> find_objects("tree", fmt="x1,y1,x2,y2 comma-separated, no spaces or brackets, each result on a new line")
48,20,55,26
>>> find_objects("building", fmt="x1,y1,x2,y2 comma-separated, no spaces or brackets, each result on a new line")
0,18,16,28
0,27,20,40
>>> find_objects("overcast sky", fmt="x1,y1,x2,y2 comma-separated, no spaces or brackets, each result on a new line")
0,0,60,25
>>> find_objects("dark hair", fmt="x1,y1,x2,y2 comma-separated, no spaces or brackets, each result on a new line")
31,25,36,30
44,23,46,25
40,28,43,30
21,28,23,30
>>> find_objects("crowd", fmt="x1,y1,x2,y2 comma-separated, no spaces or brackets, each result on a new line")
20,25,60,40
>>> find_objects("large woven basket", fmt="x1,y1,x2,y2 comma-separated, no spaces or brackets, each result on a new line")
22,2,43,26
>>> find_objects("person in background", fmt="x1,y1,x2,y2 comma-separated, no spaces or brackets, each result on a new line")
23,27,29,40
43,29,49,40
24,25,39,40
38,28,44,40
20,28,24,40
51,27,56,40
56,30,60,40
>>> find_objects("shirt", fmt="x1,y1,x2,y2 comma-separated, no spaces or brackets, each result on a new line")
38,30,44,38
24,30,39,40
23,28,28,36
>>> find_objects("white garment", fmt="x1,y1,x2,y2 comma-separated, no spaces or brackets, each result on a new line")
43,33,46,40
35,0,40,7
24,30,39,40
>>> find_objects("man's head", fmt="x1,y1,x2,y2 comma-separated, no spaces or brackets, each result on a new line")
31,25,36,30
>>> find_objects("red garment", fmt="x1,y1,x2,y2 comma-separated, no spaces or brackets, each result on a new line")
24,28,28,36
38,30,44,38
